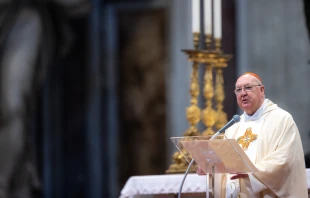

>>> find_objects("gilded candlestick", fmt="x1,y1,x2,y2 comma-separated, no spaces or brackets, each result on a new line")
201,64,217,136
214,54,232,130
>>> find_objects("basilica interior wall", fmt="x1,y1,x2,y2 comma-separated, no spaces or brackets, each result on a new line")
236,0,310,155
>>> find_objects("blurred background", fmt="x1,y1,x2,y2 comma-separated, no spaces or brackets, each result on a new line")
0,0,309,198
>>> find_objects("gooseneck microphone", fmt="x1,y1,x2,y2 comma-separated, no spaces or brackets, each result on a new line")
178,114,241,198
210,114,240,140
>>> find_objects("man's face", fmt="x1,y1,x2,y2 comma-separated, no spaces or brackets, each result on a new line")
235,75,265,115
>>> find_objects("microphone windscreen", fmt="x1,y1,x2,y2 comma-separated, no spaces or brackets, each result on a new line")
233,114,240,122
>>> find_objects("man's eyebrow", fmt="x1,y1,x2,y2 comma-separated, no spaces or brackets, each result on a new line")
235,83,250,88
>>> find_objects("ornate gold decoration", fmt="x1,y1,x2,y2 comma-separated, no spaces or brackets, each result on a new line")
180,49,219,136
184,61,201,136
214,38,221,52
205,34,212,49
193,32,200,49
166,48,218,174
201,64,217,136
237,127,258,150
214,67,227,130
166,147,197,174
213,41,232,130
166,54,202,173
166,34,232,174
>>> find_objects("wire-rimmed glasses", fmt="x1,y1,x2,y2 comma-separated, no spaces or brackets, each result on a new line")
234,85,261,95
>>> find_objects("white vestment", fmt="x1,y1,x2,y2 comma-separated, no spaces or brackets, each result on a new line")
216,99,308,198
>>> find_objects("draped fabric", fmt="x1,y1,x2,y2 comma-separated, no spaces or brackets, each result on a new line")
220,100,308,198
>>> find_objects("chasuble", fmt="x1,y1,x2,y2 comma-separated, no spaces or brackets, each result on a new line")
215,99,307,198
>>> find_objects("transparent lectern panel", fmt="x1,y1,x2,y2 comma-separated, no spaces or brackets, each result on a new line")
170,135,224,163
170,135,258,174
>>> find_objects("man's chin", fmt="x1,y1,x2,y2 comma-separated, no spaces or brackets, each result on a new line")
241,104,251,111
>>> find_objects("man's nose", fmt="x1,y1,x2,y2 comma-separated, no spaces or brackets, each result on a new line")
241,88,248,95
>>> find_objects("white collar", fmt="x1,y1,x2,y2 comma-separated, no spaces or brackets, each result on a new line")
244,99,268,121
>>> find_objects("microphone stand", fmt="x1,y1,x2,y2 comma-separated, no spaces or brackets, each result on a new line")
177,158,195,198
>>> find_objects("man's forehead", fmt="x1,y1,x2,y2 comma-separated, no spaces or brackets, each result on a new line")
235,75,256,86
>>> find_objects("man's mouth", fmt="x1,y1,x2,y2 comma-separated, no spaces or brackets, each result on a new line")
242,98,249,103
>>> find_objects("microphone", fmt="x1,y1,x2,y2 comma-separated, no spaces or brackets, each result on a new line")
178,114,241,198
219,114,240,133
210,114,240,140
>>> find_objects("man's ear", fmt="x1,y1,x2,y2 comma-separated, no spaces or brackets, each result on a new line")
260,85,265,93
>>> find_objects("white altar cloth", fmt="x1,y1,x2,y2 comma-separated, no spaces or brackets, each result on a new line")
120,174,205,197
120,169,310,198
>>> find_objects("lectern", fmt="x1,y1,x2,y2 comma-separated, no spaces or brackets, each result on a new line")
171,135,258,198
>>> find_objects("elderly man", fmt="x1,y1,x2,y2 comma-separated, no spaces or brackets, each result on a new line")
198,72,308,197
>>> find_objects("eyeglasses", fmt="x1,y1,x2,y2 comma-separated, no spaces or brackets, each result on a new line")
234,84,261,95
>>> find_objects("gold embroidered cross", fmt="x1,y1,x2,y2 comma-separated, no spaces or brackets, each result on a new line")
237,127,257,150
